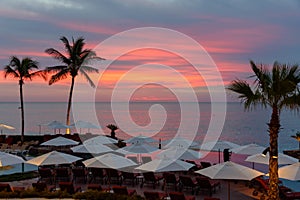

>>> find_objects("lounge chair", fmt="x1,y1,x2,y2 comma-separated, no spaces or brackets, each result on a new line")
178,175,198,194
38,168,54,184
72,168,88,183
58,182,81,194
55,167,70,182
32,182,55,192
144,190,167,200
162,172,178,191
0,183,13,192
282,191,300,200
87,184,110,192
112,185,136,196
122,171,138,186
141,172,163,189
168,191,195,200
89,168,107,184
106,168,122,185
196,177,220,196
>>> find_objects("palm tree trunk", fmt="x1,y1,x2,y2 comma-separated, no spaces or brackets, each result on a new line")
66,76,75,134
19,80,24,144
268,105,280,200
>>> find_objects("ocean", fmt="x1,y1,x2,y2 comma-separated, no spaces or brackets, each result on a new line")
0,102,299,152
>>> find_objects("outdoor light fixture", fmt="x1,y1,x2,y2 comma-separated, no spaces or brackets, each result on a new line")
261,147,270,157
261,147,278,159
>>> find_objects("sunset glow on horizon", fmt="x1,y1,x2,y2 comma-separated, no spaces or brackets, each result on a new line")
1,1,299,102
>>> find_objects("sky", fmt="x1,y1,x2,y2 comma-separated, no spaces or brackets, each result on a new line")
0,0,300,102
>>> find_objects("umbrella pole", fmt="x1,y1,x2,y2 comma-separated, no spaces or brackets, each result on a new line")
218,149,221,163
252,162,254,169
228,181,230,200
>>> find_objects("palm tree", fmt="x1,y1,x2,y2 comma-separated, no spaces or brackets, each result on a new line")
4,56,46,143
228,60,300,200
45,36,104,132
106,124,118,139
291,132,300,150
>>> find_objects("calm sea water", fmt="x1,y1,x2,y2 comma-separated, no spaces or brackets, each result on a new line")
0,102,299,152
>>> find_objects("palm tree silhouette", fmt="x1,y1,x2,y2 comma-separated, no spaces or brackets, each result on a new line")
45,36,104,132
228,60,300,200
4,56,46,143
291,132,300,150
106,124,118,139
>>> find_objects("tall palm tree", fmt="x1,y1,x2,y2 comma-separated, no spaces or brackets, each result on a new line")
291,132,300,150
45,36,103,133
4,56,45,143
228,60,300,200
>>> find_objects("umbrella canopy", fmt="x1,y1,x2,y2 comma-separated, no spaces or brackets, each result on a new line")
278,162,300,181
71,143,113,154
83,135,118,145
195,161,264,200
245,152,298,165
46,121,70,129
125,135,157,144
26,151,82,166
135,157,194,172
0,123,15,134
40,136,79,146
200,141,240,151
0,152,25,167
157,146,202,160
161,137,199,149
231,143,266,155
82,153,138,169
195,161,264,180
116,143,158,154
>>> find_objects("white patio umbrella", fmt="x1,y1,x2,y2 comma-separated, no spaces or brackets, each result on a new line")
45,121,71,134
26,151,82,166
40,136,79,146
116,142,158,163
71,143,113,154
195,161,264,200
125,135,157,144
0,123,15,134
245,152,298,165
0,152,25,167
231,143,266,169
135,156,195,172
71,120,100,133
161,137,199,149
231,143,266,155
157,145,202,160
83,153,138,169
83,135,118,145
200,141,241,163
116,143,158,154
278,162,300,181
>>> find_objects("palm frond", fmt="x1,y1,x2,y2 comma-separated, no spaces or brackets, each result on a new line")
45,48,71,65
4,65,19,78
24,70,47,81
79,69,96,88
80,66,99,73
49,69,69,85
227,80,264,110
60,36,72,56
45,65,68,73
